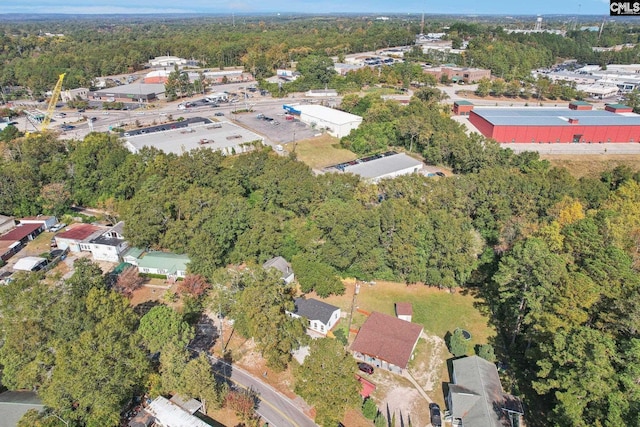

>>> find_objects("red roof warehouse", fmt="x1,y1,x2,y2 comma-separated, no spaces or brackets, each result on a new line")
469,105,640,143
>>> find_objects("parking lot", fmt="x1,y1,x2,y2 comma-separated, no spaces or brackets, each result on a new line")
232,103,318,145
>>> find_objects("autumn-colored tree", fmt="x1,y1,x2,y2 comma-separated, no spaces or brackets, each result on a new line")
114,266,144,298
178,274,211,297
225,389,260,426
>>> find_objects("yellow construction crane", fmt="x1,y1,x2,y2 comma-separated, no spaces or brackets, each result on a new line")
40,73,66,132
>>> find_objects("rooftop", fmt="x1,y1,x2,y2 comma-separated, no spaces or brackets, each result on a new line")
295,104,363,125
92,82,166,96
454,100,474,105
350,311,423,369
340,153,423,180
0,222,42,241
124,120,263,156
262,256,293,279
0,391,44,427
395,302,413,316
146,396,211,427
293,297,340,324
450,356,524,427
13,256,48,272
56,224,104,241
90,221,126,246
472,107,640,127
138,252,190,273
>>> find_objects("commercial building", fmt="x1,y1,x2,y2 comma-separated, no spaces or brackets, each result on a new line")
149,56,188,68
284,104,362,139
453,100,474,115
329,152,424,183
469,106,640,143
423,66,491,83
88,83,166,103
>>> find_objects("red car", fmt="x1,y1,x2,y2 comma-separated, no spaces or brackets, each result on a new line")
358,362,374,375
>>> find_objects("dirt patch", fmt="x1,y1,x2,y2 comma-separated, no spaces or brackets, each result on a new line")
372,371,429,427
411,333,448,394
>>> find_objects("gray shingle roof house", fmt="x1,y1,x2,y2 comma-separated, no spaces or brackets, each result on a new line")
0,391,44,427
448,356,524,427
262,256,294,284
289,297,341,335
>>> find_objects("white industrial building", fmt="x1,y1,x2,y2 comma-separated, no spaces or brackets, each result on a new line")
292,104,362,139
149,55,188,67
335,152,424,183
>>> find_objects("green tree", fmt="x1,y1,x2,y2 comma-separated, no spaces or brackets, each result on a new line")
362,398,378,420
137,305,195,354
448,329,469,357
476,344,496,362
291,254,345,297
180,353,222,412
294,338,360,427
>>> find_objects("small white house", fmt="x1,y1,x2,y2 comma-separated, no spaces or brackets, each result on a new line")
19,216,58,231
136,252,190,281
289,297,341,335
262,256,294,284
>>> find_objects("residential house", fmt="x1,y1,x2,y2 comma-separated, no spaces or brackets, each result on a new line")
0,240,21,262
395,302,413,322
0,222,44,245
262,256,294,284
54,224,105,253
19,215,58,231
289,297,341,335
350,311,423,374
88,221,129,262
136,252,190,281
0,215,16,235
0,391,44,427
448,355,524,427
123,247,144,265
143,396,212,427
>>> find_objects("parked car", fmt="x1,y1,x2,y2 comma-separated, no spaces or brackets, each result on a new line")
435,172,446,177
358,362,374,375
49,223,66,233
429,403,441,427
214,112,224,116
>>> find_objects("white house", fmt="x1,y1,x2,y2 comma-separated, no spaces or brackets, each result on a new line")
19,215,57,231
289,297,341,335
136,252,190,281
54,224,106,253
88,221,129,263
262,256,294,284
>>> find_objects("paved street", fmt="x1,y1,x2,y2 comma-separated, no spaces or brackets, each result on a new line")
205,354,318,427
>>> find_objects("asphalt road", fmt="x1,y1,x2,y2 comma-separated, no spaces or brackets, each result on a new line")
205,353,317,427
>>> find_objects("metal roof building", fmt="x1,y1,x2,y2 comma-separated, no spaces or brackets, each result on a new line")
0,391,44,427
469,106,640,143
89,83,166,103
335,153,424,183
292,104,362,139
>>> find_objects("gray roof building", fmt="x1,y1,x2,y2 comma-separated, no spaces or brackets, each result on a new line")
0,391,44,427
262,256,294,284
338,153,423,183
448,356,524,427
294,298,339,325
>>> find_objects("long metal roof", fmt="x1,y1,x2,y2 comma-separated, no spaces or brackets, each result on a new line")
473,107,640,127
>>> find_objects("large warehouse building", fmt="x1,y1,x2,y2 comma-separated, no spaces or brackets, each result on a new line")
469,105,640,143
88,83,166,103
285,104,362,139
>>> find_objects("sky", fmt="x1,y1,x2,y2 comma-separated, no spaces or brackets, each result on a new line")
0,0,610,16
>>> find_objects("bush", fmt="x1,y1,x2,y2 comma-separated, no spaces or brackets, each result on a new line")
448,329,469,357
362,398,377,420
476,343,496,362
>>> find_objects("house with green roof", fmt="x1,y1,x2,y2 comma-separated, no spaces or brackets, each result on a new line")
135,251,190,281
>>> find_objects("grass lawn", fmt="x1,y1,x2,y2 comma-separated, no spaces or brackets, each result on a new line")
324,280,495,351
289,133,357,169
541,154,640,178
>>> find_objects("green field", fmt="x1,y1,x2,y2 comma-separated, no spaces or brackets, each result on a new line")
289,133,358,169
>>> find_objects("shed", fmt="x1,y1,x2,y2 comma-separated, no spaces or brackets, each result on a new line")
0,240,21,262
13,256,48,272
395,302,413,322
0,215,16,235
453,100,474,115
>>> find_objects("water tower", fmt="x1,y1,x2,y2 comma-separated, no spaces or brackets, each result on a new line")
535,16,542,31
